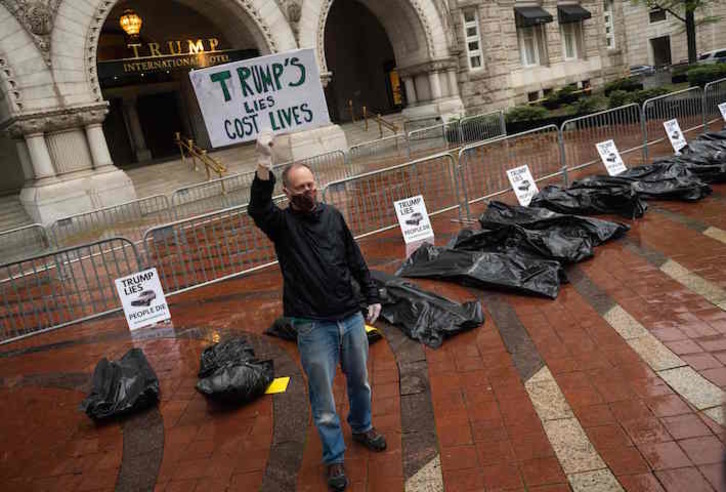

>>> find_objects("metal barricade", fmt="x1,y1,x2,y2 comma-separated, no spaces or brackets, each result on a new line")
171,151,347,219
50,195,171,247
0,224,53,266
322,153,460,239
458,125,565,220
643,86,705,163
459,110,507,145
703,77,726,132
348,134,410,173
407,122,460,158
277,150,350,186
143,199,285,295
0,238,141,344
561,104,644,175
171,170,259,220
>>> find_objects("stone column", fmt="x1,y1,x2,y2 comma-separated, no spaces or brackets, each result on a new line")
15,140,34,182
429,71,442,100
403,77,417,104
85,123,115,170
447,69,460,97
122,98,152,162
24,133,56,180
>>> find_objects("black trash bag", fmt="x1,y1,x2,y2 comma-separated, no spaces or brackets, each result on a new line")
674,129,726,183
685,129,726,162
449,225,595,264
530,183,647,219
665,155,726,184
265,316,383,344
81,348,160,420
478,201,630,246
573,162,711,202
198,337,255,378
196,338,274,404
396,243,564,299
371,270,483,348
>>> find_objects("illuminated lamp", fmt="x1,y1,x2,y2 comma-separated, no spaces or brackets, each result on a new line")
120,9,142,45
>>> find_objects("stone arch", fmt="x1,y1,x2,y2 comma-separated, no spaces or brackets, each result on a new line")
49,0,298,105
0,3,57,123
300,0,452,76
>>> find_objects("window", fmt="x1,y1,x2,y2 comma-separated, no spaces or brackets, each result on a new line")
561,22,582,60
527,91,540,102
649,8,666,23
543,87,553,97
604,0,615,49
462,9,484,70
518,26,547,67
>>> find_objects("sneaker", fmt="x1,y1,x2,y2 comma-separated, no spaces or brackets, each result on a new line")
352,427,387,452
327,463,348,491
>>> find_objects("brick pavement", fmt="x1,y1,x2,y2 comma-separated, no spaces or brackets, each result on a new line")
1,184,726,491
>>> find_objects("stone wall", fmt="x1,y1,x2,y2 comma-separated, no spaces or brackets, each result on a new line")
453,0,630,114
622,2,726,66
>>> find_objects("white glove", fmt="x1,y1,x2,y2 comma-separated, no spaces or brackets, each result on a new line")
256,129,274,169
367,303,382,324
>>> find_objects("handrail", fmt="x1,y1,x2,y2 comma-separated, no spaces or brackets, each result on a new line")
174,133,227,184
374,113,399,138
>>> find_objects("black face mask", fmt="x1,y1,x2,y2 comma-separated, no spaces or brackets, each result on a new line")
290,189,317,213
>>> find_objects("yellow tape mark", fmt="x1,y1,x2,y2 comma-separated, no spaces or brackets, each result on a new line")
265,376,290,394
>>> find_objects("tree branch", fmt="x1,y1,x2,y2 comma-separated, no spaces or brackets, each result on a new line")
645,0,687,22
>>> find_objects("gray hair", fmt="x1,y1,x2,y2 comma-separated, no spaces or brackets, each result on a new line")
281,162,314,187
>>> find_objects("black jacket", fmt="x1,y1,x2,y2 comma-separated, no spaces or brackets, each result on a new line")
248,172,379,320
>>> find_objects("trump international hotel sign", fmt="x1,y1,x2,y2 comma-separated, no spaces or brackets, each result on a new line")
98,38,257,79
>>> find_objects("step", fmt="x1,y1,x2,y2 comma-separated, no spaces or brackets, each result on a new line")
0,195,34,233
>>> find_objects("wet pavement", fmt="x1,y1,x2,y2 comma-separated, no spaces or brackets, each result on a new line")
2,183,726,491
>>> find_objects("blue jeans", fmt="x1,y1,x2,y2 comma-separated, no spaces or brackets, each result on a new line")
295,312,372,464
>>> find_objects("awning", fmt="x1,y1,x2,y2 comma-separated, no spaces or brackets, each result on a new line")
514,6,554,27
557,4,592,23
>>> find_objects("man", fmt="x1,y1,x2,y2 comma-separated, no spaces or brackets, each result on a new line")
248,131,386,491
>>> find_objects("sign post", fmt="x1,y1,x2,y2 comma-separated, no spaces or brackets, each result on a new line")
189,48,330,147
663,118,687,153
719,102,726,123
394,195,434,244
596,139,627,176
506,165,539,206
115,268,171,331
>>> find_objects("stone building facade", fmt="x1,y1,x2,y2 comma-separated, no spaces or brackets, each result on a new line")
0,0,722,224
622,2,726,68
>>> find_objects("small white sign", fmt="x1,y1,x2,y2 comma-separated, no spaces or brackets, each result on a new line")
394,195,434,244
506,165,539,207
115,268,171,331
663,118,687,152
596,140,627,176
718,102,726,122
189,48,330,147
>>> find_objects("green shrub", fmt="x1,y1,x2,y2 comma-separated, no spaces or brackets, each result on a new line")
629,87,670,106
604,77,643,96
608,90,632,109
671,64,691,83
505,105,549,123
554,85,579,105
572,95,607,115
687,64,726,87
541,85,580,109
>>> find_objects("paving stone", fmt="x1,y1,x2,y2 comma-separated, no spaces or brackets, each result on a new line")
525,367,575,421
542,418,605,474
658,366,725,410
568,469,624,492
